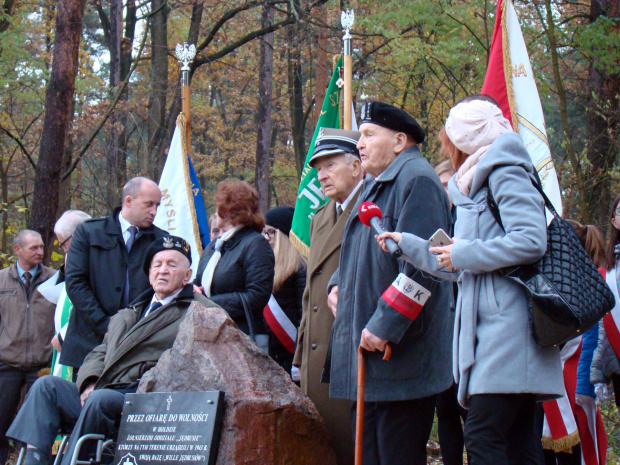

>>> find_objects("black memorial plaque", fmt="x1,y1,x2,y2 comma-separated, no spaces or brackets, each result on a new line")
113,391,224,465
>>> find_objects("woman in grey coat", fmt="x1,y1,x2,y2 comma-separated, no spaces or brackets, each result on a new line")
377,95,563,465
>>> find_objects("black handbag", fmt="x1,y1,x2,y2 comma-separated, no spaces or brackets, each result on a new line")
486,173,615,347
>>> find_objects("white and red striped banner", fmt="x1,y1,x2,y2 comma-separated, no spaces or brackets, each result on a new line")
542,337,581,451
381,273,430,321
575,395,607,465
263,295,297,354
602,267,620,359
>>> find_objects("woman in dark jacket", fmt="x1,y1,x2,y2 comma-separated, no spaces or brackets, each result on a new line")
195,181,274,335
262,206,307,377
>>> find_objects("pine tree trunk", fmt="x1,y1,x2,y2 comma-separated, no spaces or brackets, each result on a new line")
586,0,620,230
28,0,84,263
255,1,274,212
147,0,169,178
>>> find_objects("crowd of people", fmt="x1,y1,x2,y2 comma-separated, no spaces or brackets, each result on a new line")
0,96,618,465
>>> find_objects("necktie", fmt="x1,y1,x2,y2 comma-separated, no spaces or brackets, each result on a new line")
23,271,31,293
142,301,162,319
122,225,139,308
126,225,138,251
336,205,344,220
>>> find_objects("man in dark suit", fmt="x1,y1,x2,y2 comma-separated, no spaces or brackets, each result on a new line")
61,177,167,373
8,236,218,465
292,129,364,465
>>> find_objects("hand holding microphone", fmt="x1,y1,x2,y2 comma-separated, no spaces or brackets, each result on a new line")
358,202,402,258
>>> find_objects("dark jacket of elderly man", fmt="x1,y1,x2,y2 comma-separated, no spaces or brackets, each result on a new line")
327,101,454,465
293,128,364,465
7,236,219,465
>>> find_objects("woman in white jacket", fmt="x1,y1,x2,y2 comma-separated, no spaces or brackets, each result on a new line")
377,95,563,465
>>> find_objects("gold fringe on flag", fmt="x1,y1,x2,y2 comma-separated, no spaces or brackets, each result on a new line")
290,231,311,259
176,112,203,255
502,0,519,133
541,430,580,453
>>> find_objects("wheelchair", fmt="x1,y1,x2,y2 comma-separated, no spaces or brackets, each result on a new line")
16,434,115,465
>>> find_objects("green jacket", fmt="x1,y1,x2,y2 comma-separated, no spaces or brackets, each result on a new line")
76,284,219,392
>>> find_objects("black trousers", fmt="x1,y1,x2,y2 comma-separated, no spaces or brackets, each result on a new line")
436,384,468,465
464,394,543,465
0,362,41,464
6,376,126,465
351,396,436,465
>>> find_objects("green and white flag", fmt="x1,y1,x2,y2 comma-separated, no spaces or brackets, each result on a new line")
290,56,347,257
50,286,74,381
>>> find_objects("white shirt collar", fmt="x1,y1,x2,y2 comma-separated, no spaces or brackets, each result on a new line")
144,287,184,318
118,211,135,244
336,179,363,213
16,262,38,281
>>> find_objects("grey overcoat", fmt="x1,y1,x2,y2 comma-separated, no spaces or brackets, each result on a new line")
398,133,563,407
329,146,454,402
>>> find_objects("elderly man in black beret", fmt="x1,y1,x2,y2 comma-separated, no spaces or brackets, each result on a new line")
7,236,218,465
327,102,454,465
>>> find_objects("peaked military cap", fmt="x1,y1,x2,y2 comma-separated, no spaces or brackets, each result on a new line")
308,128,361,167
360,101,425,144
143,235,192,274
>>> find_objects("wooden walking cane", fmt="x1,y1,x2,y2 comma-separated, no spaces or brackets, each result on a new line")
355,344,392,465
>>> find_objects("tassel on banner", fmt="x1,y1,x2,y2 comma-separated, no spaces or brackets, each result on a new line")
542,430,581,453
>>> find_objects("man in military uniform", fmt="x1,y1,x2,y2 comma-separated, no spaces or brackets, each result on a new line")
293,128,364,465
327,102,453,465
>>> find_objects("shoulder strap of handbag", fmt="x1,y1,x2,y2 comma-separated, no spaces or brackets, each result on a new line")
238,292,256,340
485,167,556,232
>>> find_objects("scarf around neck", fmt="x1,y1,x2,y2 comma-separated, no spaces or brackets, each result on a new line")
202,225,242,297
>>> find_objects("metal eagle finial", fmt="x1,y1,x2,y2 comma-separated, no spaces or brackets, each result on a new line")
341,9,354,41
175,42,196,72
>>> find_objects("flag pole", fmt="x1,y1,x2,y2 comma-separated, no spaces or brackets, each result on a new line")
175,42,196,154
341,10,354,130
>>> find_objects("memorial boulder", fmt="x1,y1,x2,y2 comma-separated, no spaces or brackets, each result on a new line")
138,302,337,465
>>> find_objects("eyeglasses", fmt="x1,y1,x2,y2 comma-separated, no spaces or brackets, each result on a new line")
262,229,277,239
59,235,73,251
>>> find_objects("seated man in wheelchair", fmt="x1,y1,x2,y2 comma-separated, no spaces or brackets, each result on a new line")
7,235,218,465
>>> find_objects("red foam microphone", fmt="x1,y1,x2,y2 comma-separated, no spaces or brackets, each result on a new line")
358,202,402,258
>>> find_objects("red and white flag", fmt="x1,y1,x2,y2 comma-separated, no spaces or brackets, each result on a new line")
602,267,620,358
481,0,562,215
263,295,297,354
542,337,581,453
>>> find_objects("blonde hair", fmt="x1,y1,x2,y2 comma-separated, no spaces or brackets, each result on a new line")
272,229,306,292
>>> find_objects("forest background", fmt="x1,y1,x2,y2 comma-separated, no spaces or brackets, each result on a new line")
1,0,620,459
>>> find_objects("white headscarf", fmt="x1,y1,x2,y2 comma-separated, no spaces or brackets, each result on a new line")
445,99,513,195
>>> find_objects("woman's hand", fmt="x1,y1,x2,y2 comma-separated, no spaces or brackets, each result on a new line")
375,232,402,253
429,238,458,271
193,284,204,295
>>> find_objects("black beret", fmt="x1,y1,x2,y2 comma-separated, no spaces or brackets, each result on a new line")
143,235,192,275
265,206,295,236
360,101,425,144
308,128,361,167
